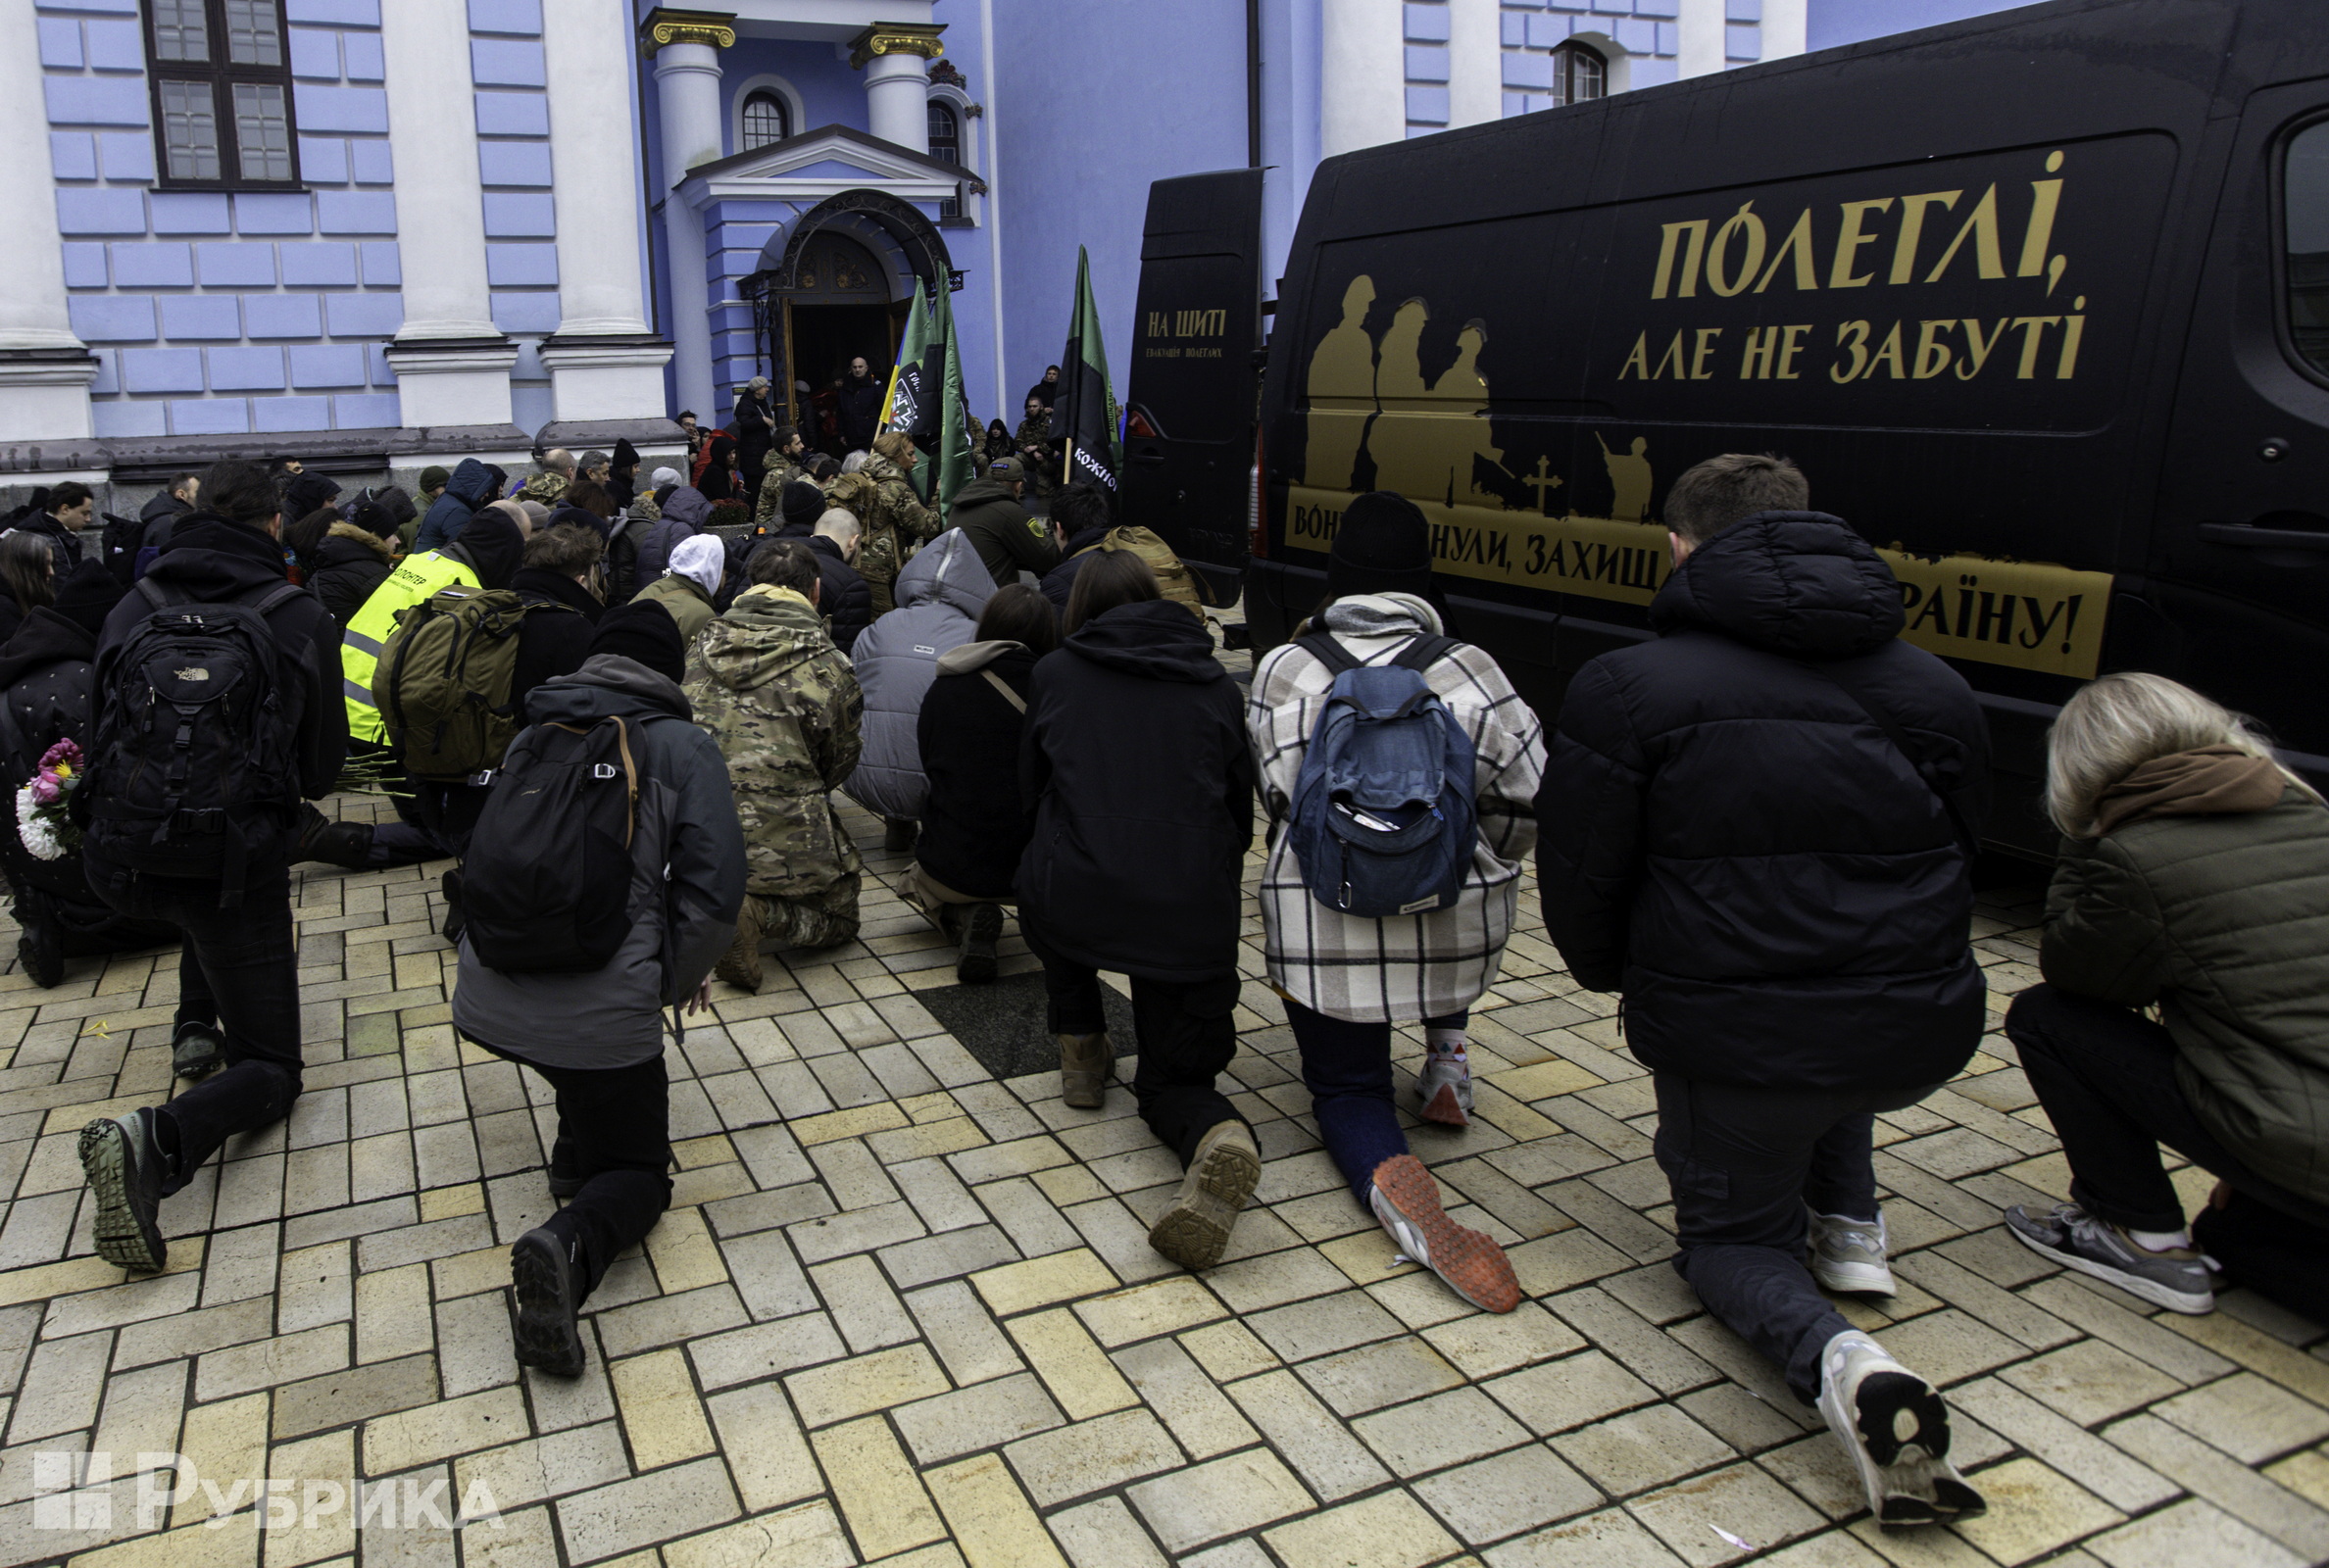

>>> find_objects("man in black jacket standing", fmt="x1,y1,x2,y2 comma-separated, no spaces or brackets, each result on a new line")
74,459,349,1274
1536,454,1991,1526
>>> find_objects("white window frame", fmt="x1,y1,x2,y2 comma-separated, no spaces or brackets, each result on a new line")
923,80,982,227
727,74,809,159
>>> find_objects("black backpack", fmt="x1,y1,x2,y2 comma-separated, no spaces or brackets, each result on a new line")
460,715,642,972
82,578,307,905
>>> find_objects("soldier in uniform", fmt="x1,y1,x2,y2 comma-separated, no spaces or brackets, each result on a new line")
683,538,865,992
1016,394,1062,504
858,431,940,616
750,426,814,528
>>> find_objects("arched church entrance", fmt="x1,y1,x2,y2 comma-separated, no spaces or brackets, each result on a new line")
741,189,960,454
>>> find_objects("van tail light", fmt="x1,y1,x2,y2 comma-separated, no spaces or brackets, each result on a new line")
1248,425,1268,560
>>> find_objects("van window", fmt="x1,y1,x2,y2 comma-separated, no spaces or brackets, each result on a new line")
2288,121,2329,376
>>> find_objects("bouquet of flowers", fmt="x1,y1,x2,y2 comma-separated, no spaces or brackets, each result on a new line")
16,739,84,861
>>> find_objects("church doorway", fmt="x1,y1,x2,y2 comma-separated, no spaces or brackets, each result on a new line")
776,233,902,455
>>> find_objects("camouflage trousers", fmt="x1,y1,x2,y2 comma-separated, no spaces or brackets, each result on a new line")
748,876,861,953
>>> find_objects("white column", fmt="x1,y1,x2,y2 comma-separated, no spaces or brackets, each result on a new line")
0,0,96,442
850,24,945,155
1761,0,1809,61
1320,0,1405,159
1446,0,1501,128
538,0,671,421
1677,0,1729,78
655,38,725,422
380,0,515,427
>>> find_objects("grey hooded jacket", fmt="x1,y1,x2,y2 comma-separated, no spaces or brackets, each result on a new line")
843,528,993,821
636,485,713,585
451,655,745,1070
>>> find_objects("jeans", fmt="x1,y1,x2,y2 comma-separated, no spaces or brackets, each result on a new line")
1653,1071,1937,1402
1024,922,1242,1167
492,1048,672,1300
2004,983,2329,1233
86,856,302,1197
1284,1000,1468,1207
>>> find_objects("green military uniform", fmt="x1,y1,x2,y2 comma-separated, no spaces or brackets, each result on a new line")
519,469,569,506
1015,415,1062,502
684,585,866,961
856,453,940,617
751,459,814,528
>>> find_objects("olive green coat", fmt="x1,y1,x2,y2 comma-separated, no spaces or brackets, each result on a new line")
2042,787,2329,1206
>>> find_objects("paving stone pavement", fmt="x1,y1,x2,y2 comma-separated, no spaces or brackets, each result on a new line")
0,790,2324,1568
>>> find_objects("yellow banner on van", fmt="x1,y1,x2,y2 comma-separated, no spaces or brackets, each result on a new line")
1283,485,2110,680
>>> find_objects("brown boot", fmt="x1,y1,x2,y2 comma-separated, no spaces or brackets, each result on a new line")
1148,1120,1262,1271
715,897,765,993
1058,1031,1111,1109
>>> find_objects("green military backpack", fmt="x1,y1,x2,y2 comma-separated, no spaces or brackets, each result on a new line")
375,587,576,782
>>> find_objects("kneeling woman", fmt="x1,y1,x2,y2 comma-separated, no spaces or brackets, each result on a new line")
2006,672,2329,1322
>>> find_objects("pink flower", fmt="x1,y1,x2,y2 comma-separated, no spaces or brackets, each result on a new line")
29,775,60,806
38,738,80,771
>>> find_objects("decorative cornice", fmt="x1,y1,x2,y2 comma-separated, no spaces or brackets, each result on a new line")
927,60,966,88
639,7,736,58
848,22,945,71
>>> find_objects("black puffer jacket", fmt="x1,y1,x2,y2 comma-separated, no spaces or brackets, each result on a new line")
917,641,1040,901
806,534,869,657
1017,599,1252,980
0,609,107,901
308,521,395,629
1536,513,1990,1091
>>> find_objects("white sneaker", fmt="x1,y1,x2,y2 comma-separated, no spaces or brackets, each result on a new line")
1815,1331,1986,1527
1808,1207,1896,1296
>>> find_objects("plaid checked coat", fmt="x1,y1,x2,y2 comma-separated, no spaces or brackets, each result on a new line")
1249,593,1546,1022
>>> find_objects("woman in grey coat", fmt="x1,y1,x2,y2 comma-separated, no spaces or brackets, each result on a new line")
842,529,993,847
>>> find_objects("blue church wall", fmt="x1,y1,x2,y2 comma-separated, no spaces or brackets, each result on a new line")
43,0,405,439
1806,0,2020,52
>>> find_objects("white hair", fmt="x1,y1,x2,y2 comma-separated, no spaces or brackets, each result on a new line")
841,451,868,473
2045,672,2311,837
813,508,861,543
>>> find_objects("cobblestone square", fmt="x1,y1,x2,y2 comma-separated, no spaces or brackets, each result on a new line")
0,792,2321,1568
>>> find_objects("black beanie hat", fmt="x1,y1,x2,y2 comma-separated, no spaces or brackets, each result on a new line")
1327,491,1437,601
587,601,687,684
780,479,823,531
612,437,640,472
52,559,126,638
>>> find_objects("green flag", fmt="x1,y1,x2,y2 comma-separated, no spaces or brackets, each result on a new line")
879,280,974,510
1049,245,1120,494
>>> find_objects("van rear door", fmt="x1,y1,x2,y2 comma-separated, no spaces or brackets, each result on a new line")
1123,168,1265,605
2153,73,2329,769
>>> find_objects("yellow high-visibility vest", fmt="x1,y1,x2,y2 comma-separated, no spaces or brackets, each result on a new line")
341,551,480,744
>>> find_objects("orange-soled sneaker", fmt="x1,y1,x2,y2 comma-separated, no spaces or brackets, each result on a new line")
1368,1153,1520,1313
1415,1054,1472,1127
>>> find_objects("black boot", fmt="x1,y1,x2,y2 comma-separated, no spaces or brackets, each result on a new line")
294,804,374,869
440,868,466,944
957,903,1003,984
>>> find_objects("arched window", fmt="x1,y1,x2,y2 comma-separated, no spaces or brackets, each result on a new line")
927,100,963,220
1552,43,1606,109
742,90,790,150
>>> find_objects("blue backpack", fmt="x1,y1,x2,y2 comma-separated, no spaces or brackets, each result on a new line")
1286,632,1477,919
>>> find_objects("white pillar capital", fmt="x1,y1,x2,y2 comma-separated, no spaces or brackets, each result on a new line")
851,22,945,155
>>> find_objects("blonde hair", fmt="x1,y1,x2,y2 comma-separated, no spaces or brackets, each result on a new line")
2046,672,2304,837
871,430,915,466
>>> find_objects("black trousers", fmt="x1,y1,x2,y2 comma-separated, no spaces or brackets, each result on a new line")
1024,921,1242,1167
2003,983,2329,1233
489,1047,672,1300
87,857,302,1197
1654,1071,1936,1402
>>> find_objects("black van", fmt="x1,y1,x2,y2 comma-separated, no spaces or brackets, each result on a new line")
1129,0,2329,856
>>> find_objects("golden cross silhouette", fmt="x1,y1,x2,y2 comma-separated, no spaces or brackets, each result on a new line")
1524,455,1563,515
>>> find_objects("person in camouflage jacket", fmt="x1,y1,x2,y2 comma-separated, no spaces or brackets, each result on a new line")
750,426,814,527
1016,396,1062,503
858,432,940,616
684,538,865,991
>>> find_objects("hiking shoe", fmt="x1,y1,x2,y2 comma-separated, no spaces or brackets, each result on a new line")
2005,1202,2213,1314
1148,1120,1262,1271
1809,1207,1897,1296
294,804,373,869
1816,1330,1986,1525
715,898,765,993
1369,1152,1520,1313
1416,1054,1472,1127
957,903,1003,985
78,1109,169,1273
883,817,917,854
509,1227,587,1377
1059,1032,1112,1109
546,1135,583,1200
170,1021,226,1081
16,922,62,989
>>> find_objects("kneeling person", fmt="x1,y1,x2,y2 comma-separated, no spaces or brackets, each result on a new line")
686,538,865,990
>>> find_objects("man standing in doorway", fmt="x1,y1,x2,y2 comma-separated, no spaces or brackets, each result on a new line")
837,356,883,454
